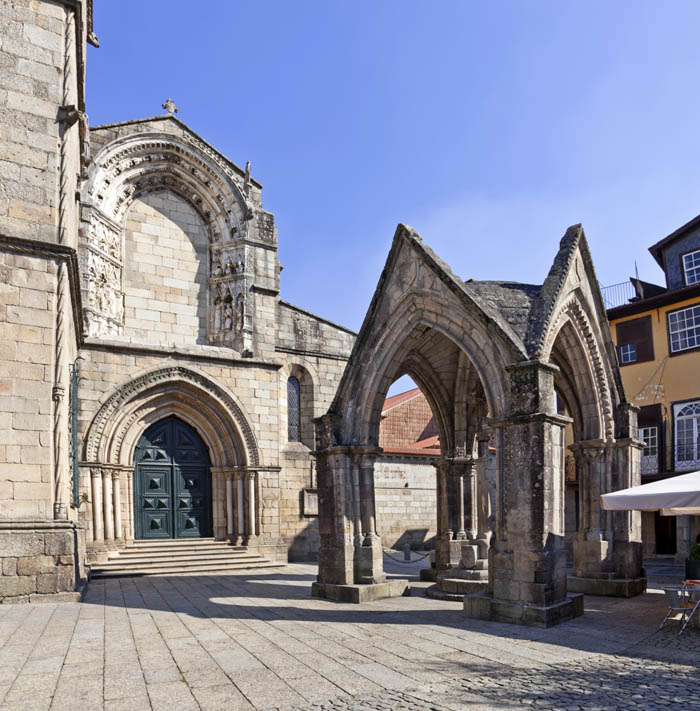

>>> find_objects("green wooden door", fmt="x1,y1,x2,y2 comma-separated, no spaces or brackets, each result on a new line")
134,416,212,539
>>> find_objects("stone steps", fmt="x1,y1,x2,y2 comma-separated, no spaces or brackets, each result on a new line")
91,538,282,579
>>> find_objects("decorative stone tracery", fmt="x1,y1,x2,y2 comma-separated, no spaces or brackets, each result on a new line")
79,208,124,337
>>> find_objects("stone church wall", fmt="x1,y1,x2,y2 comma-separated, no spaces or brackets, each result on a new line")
0,0,87,602
123,193,209,345
374,456,437,549
0,0,73,244
0,251,58,520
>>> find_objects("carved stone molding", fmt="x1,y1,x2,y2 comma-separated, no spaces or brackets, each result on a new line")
84,366,260,467
78,209,124,338
546,297,614,440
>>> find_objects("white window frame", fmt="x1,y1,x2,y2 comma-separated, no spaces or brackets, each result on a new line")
683,249,700,286
667,304,700,353
674,401,700,471
640,425,659,474
619,343,637,363
640,426,658,457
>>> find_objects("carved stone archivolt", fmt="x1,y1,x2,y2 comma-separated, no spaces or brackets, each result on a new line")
544,297,615,440
84,366,261,468
81,132,276,345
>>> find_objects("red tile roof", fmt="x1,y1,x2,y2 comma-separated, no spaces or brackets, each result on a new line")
381,387,422,414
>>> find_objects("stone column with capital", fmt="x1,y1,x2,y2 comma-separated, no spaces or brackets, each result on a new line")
315,445,355,586
246,470,257,541
354,451,385,585
476,432,493,543
465,360,582,627
235,469,245,544
126,470,134,542
225,471,234,541
568,403,645,596
312,414,407,602
102,469,114,542
434,457,454,570
91,467,103,544
112,471,122,540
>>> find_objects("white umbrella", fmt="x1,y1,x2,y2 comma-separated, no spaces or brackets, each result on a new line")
601,470,700,516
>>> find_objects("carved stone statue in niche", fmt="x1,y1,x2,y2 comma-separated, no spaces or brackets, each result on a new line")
223,297,233,331
214,259,223,277
214,294,222,332
235,293,245,332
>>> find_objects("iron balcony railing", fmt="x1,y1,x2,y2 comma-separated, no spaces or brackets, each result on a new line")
601,280,636,310
640,445,700,475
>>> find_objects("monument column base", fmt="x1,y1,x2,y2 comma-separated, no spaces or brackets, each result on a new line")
311,578,409,604
567,574,646,598
463,592,584,628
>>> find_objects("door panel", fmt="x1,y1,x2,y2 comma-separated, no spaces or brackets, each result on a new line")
134,416,212,539
174,465,210,538
136,465,173,539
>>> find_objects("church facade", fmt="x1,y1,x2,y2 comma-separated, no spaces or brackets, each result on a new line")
0,0,354,600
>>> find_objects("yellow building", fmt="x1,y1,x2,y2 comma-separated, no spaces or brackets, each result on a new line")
605,214,700,561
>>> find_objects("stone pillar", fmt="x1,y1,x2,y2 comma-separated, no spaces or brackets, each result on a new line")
464,459,478,540
102,469,114,542
235,470,245,543
126,470,134,542
225,472,234,539
247,470,257,540
476,432,492,542
465,360,582,627
455,465,467,540
568,403,645,596
112,471,122,540
91,468,103,544
571,441,612,579
676,515,691,564
315,445,355,586
435,458,451,569
355,452,385,585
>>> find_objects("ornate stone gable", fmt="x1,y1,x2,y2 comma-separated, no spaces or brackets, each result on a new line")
80,126,279,352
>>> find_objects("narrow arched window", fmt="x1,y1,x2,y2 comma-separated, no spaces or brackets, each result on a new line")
287,376,301,442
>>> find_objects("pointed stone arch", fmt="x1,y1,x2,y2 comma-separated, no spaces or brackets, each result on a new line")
79,129,264,350
314,222,644,623
84,365,260,468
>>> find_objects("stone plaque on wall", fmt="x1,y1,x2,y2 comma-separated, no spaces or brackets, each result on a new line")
302,488,318,517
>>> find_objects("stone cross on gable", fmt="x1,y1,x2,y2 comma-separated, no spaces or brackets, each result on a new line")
161,98,178,115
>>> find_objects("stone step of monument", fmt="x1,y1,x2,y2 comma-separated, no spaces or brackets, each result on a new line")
91,538,282,578
109,544,249,560
91,560,282,578
99,551,266,567
427,576,489,601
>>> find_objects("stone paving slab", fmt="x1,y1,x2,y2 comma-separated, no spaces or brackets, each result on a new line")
0,562,697,710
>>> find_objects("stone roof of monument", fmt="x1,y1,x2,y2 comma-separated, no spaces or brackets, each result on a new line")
462,281,542,343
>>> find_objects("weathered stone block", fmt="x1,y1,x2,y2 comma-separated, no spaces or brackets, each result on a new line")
0,532,43,557
2,557,17,575
0,575,35,597
16,554,55,575
35,572,58,594
44,532,73,556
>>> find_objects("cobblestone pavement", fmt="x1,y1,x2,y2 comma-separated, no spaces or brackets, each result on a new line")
0,561,698,711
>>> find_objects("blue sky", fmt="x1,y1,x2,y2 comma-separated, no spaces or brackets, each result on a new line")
88,1,700,343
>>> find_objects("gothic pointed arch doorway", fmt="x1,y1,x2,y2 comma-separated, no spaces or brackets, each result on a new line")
134,415,213,539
